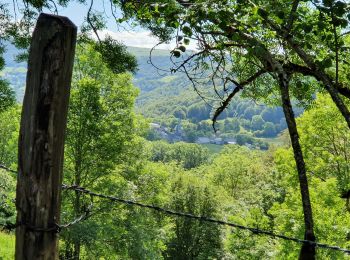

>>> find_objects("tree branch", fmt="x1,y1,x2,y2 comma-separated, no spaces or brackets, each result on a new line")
259,11,350,129
212,69,266,130
87,0,101,43
285,0,301,34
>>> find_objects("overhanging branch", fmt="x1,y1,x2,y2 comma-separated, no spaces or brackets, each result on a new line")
212,69,266,130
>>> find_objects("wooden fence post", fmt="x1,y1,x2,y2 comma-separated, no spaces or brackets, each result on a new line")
15,13,76,259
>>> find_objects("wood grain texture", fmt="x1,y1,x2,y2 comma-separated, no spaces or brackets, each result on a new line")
15,13,76,260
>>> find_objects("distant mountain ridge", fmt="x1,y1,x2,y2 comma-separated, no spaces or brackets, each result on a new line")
1,44,181,100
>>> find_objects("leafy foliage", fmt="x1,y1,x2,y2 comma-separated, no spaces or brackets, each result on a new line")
0,107,20,167
1,1,350,259
165,174,223,259
0,170,16,231
93,36,138,74
2,96,350,257
149,141,209,169
297,94,350,193
61,43,139,258
0,45,15,112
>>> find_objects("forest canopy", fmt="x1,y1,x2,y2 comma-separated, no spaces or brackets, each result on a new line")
0,1,350,259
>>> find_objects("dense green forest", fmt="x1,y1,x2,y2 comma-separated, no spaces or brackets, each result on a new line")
1,0,350,259
1,43,350,259
2,44,298,149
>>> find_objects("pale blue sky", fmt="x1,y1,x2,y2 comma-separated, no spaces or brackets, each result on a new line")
4,0,197,50
6,0,124,30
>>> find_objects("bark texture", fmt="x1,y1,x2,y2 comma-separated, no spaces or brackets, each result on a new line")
15,13,76,260
279,73,316,260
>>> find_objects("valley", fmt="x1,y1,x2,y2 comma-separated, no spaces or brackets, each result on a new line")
2,45,292,150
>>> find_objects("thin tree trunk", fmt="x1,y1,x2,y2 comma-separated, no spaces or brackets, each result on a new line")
278,73,316,260
284,36,350,130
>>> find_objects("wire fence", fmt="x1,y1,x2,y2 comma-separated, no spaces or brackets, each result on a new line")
0,164,17,174
1,165,350,254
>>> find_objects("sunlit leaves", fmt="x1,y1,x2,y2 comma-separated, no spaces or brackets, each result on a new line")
0,80,15,113
61,44,140,257
297,94,350,192
93,36,138,74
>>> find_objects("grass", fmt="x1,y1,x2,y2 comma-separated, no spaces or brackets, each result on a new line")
0,232,15,260
0,235,90,259
258,135,286,147
201,134,285,156
201,144,224,155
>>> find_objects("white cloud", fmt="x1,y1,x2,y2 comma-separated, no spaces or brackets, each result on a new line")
96,30,198,50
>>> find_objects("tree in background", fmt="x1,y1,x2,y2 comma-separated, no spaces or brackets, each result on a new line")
0,46,16,113
203,145,279,259
297,94,350,195
251,115,265,131
0,80,15,113
269,94,350,258
0,107,20,167
150,141,209,169
224,118,240,133
60,43,139,259
2,1,350,259
262,122,277,137
0,71,18,247
165,173,223,259
0,106,19,232
0,169,16,232
0,16,21,240
115,1,350,258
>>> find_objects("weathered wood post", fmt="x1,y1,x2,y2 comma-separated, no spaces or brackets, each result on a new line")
15,13,76,259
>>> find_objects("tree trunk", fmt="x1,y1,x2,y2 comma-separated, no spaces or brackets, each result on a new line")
284,36,350,130
278,73,316,260
15,13,76,260
73,237,81,260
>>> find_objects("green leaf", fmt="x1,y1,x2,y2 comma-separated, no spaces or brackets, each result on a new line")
333,1,347,16
178,45,186,52
277,11,285,19
182,26,193,37
303,24,313,33
257,8,268,18
317,21,326,30
322,0,333,7
321,57,333,68
172,49,181,58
